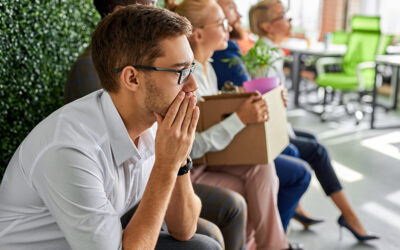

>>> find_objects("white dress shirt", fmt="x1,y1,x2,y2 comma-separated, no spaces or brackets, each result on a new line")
191,60,246,159
0,90,156,250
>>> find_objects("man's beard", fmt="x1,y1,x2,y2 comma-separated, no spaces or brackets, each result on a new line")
230,21,245,40
144,74,169,117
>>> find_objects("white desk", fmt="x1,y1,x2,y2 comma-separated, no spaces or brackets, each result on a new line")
386,45,400,55
371,55,400,129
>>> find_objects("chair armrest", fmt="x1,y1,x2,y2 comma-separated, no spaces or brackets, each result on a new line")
356,61,376,90
316,57,343,75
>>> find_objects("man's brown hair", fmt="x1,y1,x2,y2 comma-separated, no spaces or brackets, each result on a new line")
91,5,192,92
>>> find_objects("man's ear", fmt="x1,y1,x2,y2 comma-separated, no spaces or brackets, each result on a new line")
119,66,141,92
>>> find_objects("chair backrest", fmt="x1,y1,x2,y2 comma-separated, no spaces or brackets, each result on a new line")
342,15,381,76
332,30,349,45
376,34,393,55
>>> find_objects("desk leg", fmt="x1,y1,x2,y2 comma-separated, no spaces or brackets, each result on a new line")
392,66,400,109
292,52,301,107
371,64,380,129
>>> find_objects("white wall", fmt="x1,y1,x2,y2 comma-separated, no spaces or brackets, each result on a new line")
360,0,379,16
379,0,400,34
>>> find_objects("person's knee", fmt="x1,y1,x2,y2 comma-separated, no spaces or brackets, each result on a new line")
291,159,312,189
316,142,329,159
189,234,223,250
214,187,247,228
156,233,222,250
227,190,247,218
282,143,300,158
300,166,311,189
197,218,224,248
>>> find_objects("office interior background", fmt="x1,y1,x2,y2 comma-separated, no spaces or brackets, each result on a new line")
1,0,400,249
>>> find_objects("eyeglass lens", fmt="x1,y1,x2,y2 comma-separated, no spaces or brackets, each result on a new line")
179,65,196,85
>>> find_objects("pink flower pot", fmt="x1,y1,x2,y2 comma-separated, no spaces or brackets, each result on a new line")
243,77,280,94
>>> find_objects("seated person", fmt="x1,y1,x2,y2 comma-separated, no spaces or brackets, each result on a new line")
214,0,314,233
214,0,379,242
167,0,310,249
0,5,222,249
65,0,247,248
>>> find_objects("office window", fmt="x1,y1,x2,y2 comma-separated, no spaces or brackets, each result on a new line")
288,0,322,41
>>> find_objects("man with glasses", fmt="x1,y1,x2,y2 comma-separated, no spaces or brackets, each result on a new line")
64,0,247,248
64,0,158,103
0,5,222,249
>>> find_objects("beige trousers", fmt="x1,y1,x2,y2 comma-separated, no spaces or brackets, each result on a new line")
191,163,288,250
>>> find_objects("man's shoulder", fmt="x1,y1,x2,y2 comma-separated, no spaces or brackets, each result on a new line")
24,91,107,159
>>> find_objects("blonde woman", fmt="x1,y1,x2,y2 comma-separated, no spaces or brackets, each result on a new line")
249,0,378,242
166,1,306,249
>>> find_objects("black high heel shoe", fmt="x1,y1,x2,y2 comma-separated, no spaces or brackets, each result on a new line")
293,212,325,229
337,215,379,241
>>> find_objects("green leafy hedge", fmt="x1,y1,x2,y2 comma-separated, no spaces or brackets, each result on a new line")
0,1,100,179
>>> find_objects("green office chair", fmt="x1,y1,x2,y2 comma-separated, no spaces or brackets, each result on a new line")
332,30,349,45
315,15,391,123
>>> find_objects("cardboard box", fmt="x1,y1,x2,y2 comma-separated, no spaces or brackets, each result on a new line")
194,85,289,166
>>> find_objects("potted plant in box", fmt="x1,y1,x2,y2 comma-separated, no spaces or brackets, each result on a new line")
222,38,285,94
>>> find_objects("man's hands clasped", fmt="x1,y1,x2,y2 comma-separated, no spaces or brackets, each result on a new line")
154,91,199,174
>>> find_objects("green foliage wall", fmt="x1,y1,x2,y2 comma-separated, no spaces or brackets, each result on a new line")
0,1,100,179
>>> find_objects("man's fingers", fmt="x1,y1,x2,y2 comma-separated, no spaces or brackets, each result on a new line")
188,106,200,136
154,112,163,125
181,96,196,133
172,92,191,129
163,91,185,127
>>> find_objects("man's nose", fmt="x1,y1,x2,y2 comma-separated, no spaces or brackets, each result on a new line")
183,73,198,93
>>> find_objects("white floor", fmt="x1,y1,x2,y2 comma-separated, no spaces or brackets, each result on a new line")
285,104,400,250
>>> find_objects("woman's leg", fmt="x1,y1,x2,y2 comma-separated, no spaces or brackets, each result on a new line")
195,163,289,250
281,143,300,158
293,130,317,141
290,135,342,197
291,131,367,235
274,155,311,230
331,191,366,235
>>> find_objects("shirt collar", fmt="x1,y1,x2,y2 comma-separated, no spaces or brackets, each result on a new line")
100,91,141,166
227,39,240,50
261,37,278,48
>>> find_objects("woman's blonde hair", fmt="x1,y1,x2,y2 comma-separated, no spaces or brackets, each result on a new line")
165,0,214,28
249,0,279,36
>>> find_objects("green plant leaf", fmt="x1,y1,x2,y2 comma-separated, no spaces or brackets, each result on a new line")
0,0,100,180
223,38,286,78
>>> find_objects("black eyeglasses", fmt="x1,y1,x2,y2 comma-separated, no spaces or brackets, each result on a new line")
113,63,196,85
200,18,230,32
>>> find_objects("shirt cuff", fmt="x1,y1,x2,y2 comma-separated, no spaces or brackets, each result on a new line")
220,112,246,137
